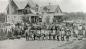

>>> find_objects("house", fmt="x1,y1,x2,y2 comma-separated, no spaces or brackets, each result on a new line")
6,0,41,24
41,3,65,24
0,13,6,23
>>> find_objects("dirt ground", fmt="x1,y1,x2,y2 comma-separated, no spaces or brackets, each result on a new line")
0,38,85,49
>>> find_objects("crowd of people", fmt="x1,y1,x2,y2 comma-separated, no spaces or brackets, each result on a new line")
3,22,86,41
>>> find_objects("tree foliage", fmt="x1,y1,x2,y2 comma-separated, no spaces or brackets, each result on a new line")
45,16,50,24
64,12,86,21
22,16,30,24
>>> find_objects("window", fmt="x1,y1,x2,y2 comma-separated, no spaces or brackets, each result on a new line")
14,16,16,18
8,16,9,18
39,18,42,22
18,10,23,14
23,10,28,14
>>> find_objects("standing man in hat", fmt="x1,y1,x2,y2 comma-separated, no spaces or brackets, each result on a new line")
61,27,65,41
66,29,71,41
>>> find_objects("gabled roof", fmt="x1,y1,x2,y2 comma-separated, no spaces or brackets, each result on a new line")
10,0,36,9
41,4,62,13
27,0,36,9
13,0,28,9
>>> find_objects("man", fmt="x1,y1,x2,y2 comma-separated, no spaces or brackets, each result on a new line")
25,26,33,41
66,29,71,41
49,27,52,40
56,26,60,41
78,25,83,36
61,28,65,41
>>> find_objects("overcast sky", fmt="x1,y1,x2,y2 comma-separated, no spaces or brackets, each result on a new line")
0,0,86,13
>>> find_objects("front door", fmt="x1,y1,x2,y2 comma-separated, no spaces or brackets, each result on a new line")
31,16,38,24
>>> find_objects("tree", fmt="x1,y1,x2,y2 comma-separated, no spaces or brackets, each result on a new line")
43,7,48,12
22,16,30,24
45,16,50,24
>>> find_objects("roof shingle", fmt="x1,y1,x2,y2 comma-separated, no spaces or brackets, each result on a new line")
41,4,62,13
12,0,36,9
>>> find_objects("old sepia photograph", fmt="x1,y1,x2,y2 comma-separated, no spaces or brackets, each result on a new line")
0,0,86,49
